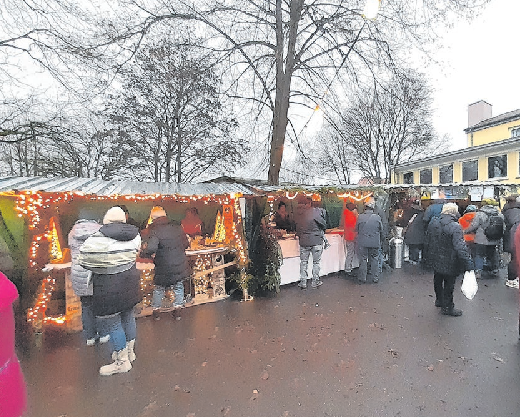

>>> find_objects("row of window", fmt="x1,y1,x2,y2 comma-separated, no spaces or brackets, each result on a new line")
402,155,509,184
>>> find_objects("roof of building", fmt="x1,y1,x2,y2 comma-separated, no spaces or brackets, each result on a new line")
0,176,260,197
464,108,520,133
392,136,520,172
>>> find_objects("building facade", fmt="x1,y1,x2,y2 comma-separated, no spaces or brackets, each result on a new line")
391,101,520,186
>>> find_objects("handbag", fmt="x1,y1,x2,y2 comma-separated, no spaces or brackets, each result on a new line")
461,270,478,300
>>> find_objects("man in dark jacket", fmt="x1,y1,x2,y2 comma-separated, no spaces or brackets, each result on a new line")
294,196,327,289
424,203,474,317
356,200,384,284
141,207,191,317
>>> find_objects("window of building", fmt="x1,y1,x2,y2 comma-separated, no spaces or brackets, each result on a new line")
439,164,453,184
488,155,507,179
403,172,414,184
511,127,520,138
462,160,478,182
420,169,432,184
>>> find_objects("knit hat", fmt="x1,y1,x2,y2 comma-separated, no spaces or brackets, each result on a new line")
464,205,477,213
441,202,459,216
482,198,499,206
150,206,167,219
103,207,127,224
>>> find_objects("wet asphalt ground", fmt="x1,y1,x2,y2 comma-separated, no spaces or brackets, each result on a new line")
16,263,520,417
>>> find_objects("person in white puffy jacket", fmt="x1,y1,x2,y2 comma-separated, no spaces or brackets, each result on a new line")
68,208,108,346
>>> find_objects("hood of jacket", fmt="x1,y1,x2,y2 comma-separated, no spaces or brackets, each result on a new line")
69,220,101,242
480,205,499,216
99,223,139,241
439,213,459,228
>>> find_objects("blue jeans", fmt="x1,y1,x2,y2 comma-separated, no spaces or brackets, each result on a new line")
99,309,136,352
358,246,380,282
299,244,323,282
152,281,184,309
80,296,106,341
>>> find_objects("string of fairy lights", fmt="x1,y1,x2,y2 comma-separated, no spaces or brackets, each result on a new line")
12,190,250,328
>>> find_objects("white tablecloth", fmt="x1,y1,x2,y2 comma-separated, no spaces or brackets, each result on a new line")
279,233,358,285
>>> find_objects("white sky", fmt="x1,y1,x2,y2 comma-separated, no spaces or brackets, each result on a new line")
427,0,519,151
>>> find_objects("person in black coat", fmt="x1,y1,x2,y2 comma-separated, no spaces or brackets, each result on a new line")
424,203,474,316
403,201,425,264
141,207,191,317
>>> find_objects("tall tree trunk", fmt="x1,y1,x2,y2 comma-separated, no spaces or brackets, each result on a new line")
267,0,303,185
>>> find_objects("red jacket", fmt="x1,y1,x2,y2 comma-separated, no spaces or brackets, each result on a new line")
342,208,358,242
459,212,476,242
0,272,27,417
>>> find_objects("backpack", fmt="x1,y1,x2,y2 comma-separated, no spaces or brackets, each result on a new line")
484,213,504,240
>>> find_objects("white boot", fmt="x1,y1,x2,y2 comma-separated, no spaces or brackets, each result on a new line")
100,347,132,376
112,340,136,362
127,339,136,362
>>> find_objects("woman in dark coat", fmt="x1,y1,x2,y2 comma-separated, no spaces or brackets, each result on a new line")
141,207,191,317
424,203,474,316
79,206,141,376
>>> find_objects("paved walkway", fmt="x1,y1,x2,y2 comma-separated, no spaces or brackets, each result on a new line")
16,264,520,417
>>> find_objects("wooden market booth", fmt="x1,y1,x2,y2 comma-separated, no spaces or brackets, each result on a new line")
0,176,256,333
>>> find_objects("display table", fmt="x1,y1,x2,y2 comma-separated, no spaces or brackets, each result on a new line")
135,246,235,317
278,233,358,285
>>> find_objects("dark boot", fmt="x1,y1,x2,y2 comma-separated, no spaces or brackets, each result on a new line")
434,299,443,307
441,306,462,316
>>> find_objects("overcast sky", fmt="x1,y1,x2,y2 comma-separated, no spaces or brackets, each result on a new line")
427,0,518,151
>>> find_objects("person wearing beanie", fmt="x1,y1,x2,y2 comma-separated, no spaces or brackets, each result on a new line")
459,205,478,261
79,206,141,376
141,207,191,319
355,201,384,284
502,195,520,289
68,208,107,346
465,199,504,279
0,272,27,417
424,202,474,316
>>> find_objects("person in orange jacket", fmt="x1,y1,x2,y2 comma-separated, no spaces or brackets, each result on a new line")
460,205,477,260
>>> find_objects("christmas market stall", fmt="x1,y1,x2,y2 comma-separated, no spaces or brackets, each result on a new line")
224,182,392,286
0,176,256,333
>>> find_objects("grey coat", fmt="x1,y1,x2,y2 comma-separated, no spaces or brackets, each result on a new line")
356,208,383,249
68,220,101,297
295,206,327,247
465,205,504,245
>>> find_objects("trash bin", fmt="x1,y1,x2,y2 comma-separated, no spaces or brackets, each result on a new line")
389,236,404,269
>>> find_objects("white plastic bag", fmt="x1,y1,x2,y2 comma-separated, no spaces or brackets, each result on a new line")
461,270,478,300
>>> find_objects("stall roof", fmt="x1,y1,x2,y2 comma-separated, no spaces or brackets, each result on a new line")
0,176,260,197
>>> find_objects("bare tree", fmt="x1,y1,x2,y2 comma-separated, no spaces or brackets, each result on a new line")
320,69,449,183
82,0,487,185
106,39,246,183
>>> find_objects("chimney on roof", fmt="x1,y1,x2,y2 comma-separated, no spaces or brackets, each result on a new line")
468,100,492,127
